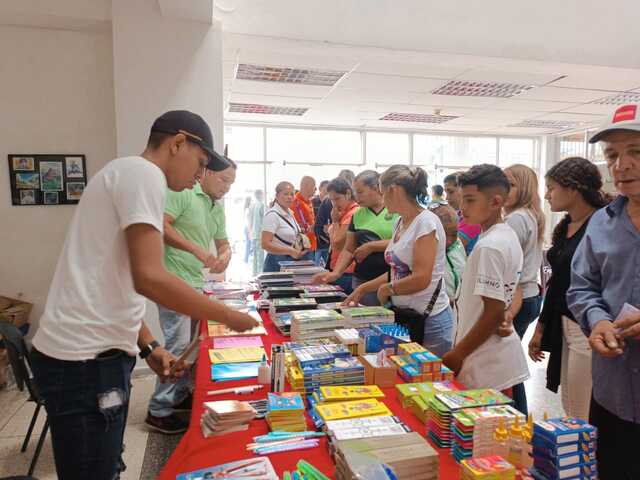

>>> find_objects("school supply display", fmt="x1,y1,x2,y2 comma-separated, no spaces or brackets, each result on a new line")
176,457,278,480
460,455,516,480
289,309,345,341
200,400,256,437
334,432,440,480
340,306,395,327
269,297,318,315
315,398,392,423
212,336,264,349
529,417,598,480
427,389,513,449
211,362,261,381
282,266,328,285
202,281,250,300
265,392,307,432
208,346,267,364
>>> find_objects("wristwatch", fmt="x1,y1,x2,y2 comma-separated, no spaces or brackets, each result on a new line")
139,340,160,359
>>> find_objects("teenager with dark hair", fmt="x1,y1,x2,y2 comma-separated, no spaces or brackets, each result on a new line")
345,165,452,356
443,164,529,395
444,171,481,254
528,157,609,420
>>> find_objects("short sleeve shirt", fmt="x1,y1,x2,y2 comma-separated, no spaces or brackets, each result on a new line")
262,203,301,248
348,206,398,281
384,210,450,315
163,182,227,289
455,223,529,390
505,209,543,299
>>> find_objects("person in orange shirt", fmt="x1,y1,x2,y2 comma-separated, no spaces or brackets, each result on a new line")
292,176,317,251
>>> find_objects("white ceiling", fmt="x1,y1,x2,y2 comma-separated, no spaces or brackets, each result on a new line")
222,34,640,135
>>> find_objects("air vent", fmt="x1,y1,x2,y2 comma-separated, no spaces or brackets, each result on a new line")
228,103,308,116
508,119,581,130
236,63,346,87
591,92,640,105
379,112,459,123
432,80,534,98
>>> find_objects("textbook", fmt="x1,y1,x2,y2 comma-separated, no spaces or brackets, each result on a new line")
341,306,395,327
208,346,266,364
316,385,385,402
262,286,305,299
200,400,256,437
304,284,344,293
299,291,348,304
290,309,345,342
315,398,391,422
269,297,318,314
266,392,306,432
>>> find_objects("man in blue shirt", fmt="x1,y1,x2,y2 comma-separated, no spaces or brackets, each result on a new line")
568,103,640,480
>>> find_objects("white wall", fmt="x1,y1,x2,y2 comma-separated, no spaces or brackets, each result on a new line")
0,25,116,335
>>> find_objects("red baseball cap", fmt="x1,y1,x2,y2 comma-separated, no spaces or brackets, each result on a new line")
589,104,640,143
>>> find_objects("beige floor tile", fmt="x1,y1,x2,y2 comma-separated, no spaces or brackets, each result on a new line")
121,423,150,480
128,374,156,426
0,399,46,439
0,433,56,479
0,388,28,430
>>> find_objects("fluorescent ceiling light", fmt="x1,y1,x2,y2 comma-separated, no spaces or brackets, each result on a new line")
591,92,640,105
508,119,582,129
432,80,534,98
379,112,459,123
228,102,308,116
236,63,346,87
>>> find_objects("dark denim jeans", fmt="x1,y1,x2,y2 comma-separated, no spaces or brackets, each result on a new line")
511,295,543,415
31,348,136,480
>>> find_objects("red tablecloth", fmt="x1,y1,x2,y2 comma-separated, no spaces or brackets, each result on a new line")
158,309,461,479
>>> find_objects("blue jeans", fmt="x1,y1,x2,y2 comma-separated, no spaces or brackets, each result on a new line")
148,304,193,417
31,347,136,480
512,295,543,415
263,252,313,272
314,248,329,267
423,306,454,358
352,276,380,306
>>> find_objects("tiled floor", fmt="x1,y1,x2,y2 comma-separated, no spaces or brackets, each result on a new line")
0,322,564,479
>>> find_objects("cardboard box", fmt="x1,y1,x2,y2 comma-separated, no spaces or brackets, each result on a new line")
359,354,396,388
0,295,32,328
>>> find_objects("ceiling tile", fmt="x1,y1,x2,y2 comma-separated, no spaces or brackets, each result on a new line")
234,49,358,72
338,73,446,92
231,79,330,98
514,86,623,103
559,103,618,115
329,87,414,104
489,98,581,112
550,68,640,91
455,68,563,86
229,93,322,108
409,93,497,108
355,60,468,79
530,111,606,123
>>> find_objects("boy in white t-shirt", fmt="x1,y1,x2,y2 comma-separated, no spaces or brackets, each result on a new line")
442,164,529,393
30,111,258,480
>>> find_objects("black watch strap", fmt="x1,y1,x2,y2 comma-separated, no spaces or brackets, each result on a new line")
139,340,160,359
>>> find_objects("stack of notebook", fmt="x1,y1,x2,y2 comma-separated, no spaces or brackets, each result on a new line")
309,386,387,428
256,272,294,288
451,405,524,463
325,416,412,444
265,392,307,432
334,432,440,480
395,381,460,408
315,398,392,423
289,309,345,341
427,389,513,449
200,400,256,437
202,281,249,300
341,306,395,327
300,291,348,304
304,284,344,293
262,286,305,299
272,311,293,336
286,266,329,285
278,259,316,270
269,297,318,315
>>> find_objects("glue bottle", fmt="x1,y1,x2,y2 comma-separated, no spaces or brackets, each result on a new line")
258,354,271,385
522,414,534,469
493,417,509,460
508,416,524,469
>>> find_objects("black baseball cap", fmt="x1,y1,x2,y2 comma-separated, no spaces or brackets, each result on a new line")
150,110,230,171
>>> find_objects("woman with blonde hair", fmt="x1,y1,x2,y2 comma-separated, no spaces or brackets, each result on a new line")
502,163,545,415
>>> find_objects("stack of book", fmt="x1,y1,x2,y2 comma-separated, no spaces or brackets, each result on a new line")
207,312,268,337
300,290,348,304
300,356,366,394
285,266,329,285
304,284,344,293
334,432,440,480
265,392,307,432
208,346,266,364
272,311,293,336
325,416,412,444
427,389,513,449
341,306,395,328
256,272,294,289
396,381,460,408
530,417,598,480
460,456,516,480
203,281,249,299
315,398,392,423
200,400,256,437
314,385,385,403
262,286,305,299
278,259,316,270
269,297,318,315
289,309,345,341
451,405,524,463
292,344,351,368
391,350,455,383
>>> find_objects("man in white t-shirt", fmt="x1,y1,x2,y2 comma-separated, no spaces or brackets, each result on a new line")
442,164,529,393
30,111,258,480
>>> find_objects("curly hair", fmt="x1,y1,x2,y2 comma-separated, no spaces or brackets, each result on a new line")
546,157,611,247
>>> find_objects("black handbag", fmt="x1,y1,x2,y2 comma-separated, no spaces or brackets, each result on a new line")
389,273,443,345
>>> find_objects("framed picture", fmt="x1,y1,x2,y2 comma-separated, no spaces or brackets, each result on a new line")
43,192,59,205
20,190,36,205
15,173,40,189
65,156,84,178
66,182,85,201
8,154,87,206
39,161,64,191
13,157,34,171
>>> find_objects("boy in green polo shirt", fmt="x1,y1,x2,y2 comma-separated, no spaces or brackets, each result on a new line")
146,159,237,434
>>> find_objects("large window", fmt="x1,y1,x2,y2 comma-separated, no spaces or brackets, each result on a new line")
266,128,362,165
499,138,535,168
366,132,410,167
558,132,587,159
224,125,264,162
413,135,497,169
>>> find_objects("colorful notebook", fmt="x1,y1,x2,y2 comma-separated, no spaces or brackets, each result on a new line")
208,346,266,364
211,362,260,381
315,398,392,422
212,336,264,349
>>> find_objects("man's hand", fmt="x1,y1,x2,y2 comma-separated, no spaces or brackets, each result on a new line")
353,244,372,263
589,320,624,358
528,324,546,362
311,271,338,285
377,283,393,306
497,310,514,338
613,309,640,339
208,249,232,274
146,347,179,383
343,287,364,307
442,349,464,375
225,310,260,332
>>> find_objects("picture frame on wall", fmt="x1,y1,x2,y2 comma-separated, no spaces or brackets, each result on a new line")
7,154,87,206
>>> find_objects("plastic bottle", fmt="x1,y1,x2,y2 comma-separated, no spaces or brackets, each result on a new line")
258,354,271,385
508,416,524,469
493,417,509,460
522,414,534,468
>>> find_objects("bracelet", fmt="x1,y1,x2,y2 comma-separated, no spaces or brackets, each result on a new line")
387,282,397,296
